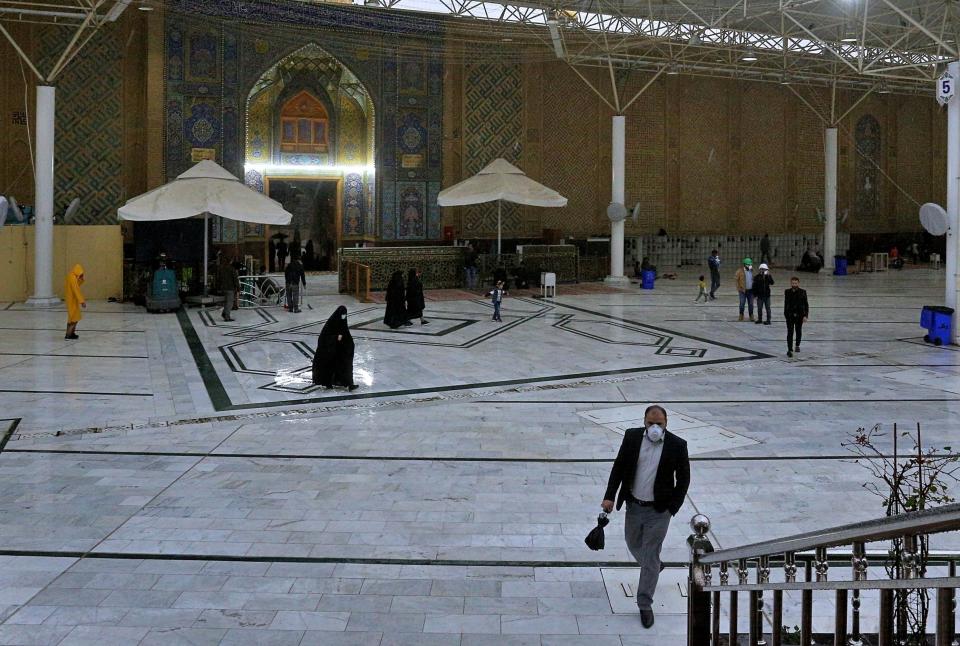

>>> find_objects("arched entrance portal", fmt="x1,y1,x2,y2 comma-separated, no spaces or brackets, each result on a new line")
244,43,375,272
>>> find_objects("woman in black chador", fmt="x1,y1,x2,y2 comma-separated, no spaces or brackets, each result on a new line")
406,268,428,325
383,271,410,329
312,306,358,391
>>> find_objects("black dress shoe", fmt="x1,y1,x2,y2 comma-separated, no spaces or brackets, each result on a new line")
787,350,793,357
65,333,79,340
639,608,655,628
348,384,359,392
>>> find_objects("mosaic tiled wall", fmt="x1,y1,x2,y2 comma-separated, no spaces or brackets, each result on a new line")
340,246,465,290
10,16,148,225
461,63,523,236
378,51,444,241
163,0,443,241
39,28,121,224
443,60,946,238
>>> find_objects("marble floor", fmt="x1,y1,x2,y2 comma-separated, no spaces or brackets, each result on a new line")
0,268,958,645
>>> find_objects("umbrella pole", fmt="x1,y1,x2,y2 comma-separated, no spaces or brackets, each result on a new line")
203,212,209,298
497,200,502,256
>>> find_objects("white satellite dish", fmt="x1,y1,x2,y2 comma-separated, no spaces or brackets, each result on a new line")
920,202,949,236
63,197,81,224
8,196,23,223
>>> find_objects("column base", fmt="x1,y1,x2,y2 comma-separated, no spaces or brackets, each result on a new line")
603,275,631,286
24,296,61,308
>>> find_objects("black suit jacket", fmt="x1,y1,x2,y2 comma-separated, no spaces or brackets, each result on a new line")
784,287,809,318
604,428,690,515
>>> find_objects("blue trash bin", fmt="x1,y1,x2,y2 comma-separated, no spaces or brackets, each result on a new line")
641,270,656,290
921,305,954,346
833,255,848,276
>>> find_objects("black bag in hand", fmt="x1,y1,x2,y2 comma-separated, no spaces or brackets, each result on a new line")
584,512,609,551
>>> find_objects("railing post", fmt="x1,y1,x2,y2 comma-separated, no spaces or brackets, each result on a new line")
834,588,847,646
801,560,813,646
729,589,739,646
937,587,953,646
850,589,862,646
686,514,713,646
950,560,957,645
878,587,894,646
771,589,782,646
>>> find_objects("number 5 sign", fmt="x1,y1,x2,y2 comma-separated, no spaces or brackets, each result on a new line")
938,71,955,106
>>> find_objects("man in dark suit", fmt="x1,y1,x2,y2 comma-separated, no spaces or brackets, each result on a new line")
602,404,690,628
784,276,809,357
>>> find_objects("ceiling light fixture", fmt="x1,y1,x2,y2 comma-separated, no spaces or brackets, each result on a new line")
779,74,792,85
666,63,680,75
741,50,758,62
137,1,152,10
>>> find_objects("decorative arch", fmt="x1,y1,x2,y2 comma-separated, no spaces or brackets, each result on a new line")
244,42,375,169
243,42,377,247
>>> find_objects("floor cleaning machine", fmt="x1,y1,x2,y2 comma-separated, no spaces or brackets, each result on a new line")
145,255,181,313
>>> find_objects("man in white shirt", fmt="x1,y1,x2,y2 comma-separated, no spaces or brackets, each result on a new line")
601,405,691,628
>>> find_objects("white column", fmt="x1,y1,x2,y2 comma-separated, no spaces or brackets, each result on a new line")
26,85,60,307
605,115,628,283
824,126,838,273
947,61,959,343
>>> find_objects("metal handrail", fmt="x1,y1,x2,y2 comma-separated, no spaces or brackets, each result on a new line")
703,575,960,593
685,505,960,646
699,501,960,564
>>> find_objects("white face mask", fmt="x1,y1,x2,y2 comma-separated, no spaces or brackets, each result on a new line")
341,314,347,320
646,424,665,443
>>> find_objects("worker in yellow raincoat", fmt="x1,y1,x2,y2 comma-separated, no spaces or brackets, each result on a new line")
64,264,86,340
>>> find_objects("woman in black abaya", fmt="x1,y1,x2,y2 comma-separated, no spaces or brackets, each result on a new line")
406,268,428,325
312,306,358,391
383,271,410,328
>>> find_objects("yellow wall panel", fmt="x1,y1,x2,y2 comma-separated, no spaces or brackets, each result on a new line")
0,225,123,302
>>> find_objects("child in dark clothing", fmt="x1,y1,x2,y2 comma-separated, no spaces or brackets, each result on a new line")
487,280,507,322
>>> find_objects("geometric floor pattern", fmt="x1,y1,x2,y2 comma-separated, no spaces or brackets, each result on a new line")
1,268,958,643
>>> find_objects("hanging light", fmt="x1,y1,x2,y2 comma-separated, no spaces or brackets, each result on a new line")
666,62,680,75
878,82,891,94
779,74,792,85
840,32,857,43
741,49,758,62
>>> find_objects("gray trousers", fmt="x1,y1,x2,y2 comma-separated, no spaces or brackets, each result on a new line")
624,502,672,610
286,283,300,311
222,290,235,318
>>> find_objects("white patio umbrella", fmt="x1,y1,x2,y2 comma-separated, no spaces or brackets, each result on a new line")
437,158,568,254
118,160,293,297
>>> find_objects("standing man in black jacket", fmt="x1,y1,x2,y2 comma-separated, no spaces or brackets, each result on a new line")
784,276,809,357
752,263,775,325
284,256,306,313
601,405,690,628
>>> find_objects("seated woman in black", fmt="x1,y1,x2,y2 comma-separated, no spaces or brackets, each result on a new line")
511,262,529,289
